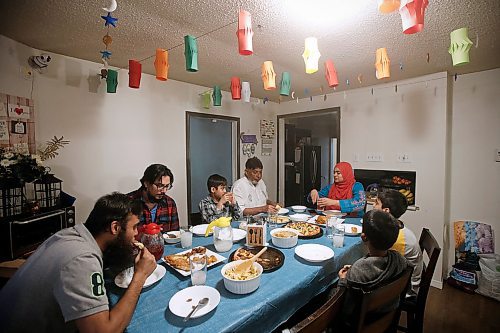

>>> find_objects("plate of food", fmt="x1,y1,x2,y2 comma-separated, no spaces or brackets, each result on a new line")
271,215,290,225
115,264,166,288
229,246,285,272
162,246,226,276
277,208,289,215
285,222,323,239
324,210,343,216
163,231,181,244
307,215,327,227
343,224,362,236
169,285,220,319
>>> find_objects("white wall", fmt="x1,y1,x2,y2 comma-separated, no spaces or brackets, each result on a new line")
0,35,279,223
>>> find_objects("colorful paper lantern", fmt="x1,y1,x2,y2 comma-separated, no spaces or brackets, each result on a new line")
213,86,222,106
399,0,428,34
378,0,400,13
302,37,321,74
106,69,118,93
184,35,198,72
241,81,251,102
154,49,169,81
448,27,473,66
201,92,211,109
237,10,253,56
230,77,242,100
375,48,391,79
261,61,276,90
324,60,339,88
279,72,291,96
128,60,141,89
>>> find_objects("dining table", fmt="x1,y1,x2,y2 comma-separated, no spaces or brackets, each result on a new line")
106,215,366,333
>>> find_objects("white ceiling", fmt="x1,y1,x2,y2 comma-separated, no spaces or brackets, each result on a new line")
1,0,499,100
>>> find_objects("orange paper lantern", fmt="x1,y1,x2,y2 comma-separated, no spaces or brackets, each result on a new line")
261,61,276,90
154,48,169,81
128,60,142,89
324,60,339,88
375,48,390,79
378,0,400,13
237,10,253,56
399,0,428,34
230,77,242,100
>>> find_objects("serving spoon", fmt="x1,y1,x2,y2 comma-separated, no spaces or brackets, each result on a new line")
233,247,267,274
183,297,209,321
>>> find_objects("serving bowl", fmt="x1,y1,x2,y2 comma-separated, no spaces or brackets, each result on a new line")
163,231,181,244
289,213,310,222
221,260,263,294
291,205,307,213
270,228,299,248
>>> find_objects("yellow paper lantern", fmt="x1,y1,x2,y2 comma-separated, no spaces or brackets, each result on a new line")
448,27,473,66
261,61,276,90
302,37,321,74
378,0,400,13
375,48,390,79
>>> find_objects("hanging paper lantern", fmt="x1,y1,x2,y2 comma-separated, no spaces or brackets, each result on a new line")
241,81,251,102
230,77,242,100
261,61,276,90
154,49,169,81
399,0,428,34
106,69,118,93
302,37,321,74
236,10,253,55
213,86,222,106
448,27,473,66
378,0,400,13
324,60,339,88
375,48,391,79
201,91,211,109
279,72,291,96
184,35,198,72
128,60,141,89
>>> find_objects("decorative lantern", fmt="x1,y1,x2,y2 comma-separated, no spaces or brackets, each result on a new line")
154,48,169,81
128,60,142,89
236,10,253,55
261,61,276,90
302,37,321,74
34,174,62,209
0,179,25,218
212,86,222,106
448,27,473,67
378,0,400,13
375,48,391,79
230,77,242,100
399,0,428,34
201,92,211,109
106,69,118,93
241,81,251,102
184,35,198,72
324,60,339,88
279,72,291,96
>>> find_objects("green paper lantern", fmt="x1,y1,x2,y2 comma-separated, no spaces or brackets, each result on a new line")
280,72,291,96
184,35,198,72
106,69,118,93
212,86,222,106
202,92,211,109
448,27,473,67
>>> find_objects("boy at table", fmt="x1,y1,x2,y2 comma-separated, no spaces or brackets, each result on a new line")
199,174,242,223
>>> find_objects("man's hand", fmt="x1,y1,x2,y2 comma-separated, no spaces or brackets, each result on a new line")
310,189,319,204
266,204,278,214
134,247,156,281
338,265,351,279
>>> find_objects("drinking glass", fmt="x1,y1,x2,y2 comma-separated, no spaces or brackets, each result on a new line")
190,253,207,286
180,226,193,249
268,213,278,229
333,224,345,248
325,216,338,239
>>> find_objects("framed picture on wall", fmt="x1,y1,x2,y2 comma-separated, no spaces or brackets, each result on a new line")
11,121,27,134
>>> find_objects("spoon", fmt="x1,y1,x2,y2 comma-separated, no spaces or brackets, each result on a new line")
183,297,209,322
234,247,267,274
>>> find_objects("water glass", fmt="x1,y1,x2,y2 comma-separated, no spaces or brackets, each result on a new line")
190,254,207,286
325,216,338,239
268,213,278,229
333,224,345,248
180,226,193,249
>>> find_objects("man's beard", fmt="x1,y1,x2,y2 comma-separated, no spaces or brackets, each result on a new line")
147,190,163,203
103,230,136,274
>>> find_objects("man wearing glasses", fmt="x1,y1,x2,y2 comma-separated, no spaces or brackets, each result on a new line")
128,164,179,231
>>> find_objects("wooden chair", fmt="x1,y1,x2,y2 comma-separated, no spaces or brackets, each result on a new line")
398,228,441,333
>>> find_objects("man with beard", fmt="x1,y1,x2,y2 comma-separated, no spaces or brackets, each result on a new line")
232,157,279,216
128,164,179,231
0,192,157,333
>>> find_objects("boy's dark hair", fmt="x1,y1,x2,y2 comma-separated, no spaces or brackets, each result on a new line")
245,157,263,170
207,174,227,192
140,164,174,187
378,189,408,218
85,192,143,236
362,209,399,251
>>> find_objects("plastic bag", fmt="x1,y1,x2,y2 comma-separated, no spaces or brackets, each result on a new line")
476,254,500,301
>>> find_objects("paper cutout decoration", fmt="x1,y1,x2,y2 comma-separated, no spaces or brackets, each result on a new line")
399,0,428,34
8,104,30,119
279,72,291,96
106,69,118,93
261,61,276,90
302,37,321,74
184,35,198,72
128,60,141,89
201,91,211,109
324,60,339,88
230,77,242,100
213,86,222,106
375,48,390,79
102,34,113,47
448,27,473,66
241,81,251,102
154,49,169,81
378,0,400,13
102,0,117,12
101,12,118,27
237,10,253,55
100,50,112,60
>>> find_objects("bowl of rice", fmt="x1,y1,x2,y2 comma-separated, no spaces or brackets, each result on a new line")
221,260,263,294
270,228,299,248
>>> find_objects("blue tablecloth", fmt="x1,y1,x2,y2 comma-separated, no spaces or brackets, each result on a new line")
107,217,366,333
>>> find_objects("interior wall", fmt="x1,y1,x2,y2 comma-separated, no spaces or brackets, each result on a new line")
0,35,279,223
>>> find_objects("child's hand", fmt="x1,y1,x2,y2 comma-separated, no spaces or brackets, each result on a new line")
338,265,351,279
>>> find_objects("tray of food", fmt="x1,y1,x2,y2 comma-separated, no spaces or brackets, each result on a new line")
284,222,323,239
162,246,225,276
229,246,284,272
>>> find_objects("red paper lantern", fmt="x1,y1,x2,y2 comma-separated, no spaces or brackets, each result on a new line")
399,0,428,34
128,60,142,89
324,60,339,88
236,10,253,55
230,77,241,100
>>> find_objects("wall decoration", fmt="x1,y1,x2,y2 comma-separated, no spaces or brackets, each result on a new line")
0,93,36,154
8,104,30,119
378,0,400,13
302,37,321,74
375,47,391,79
325,60,339,88
102,0,118,13
260,120,275,139
240,133,258,157
241,82,251,102
106,69,118,93
399,0,428,34
184,35,199,72
154,49,169,81
230,77,242,100
11,121,27,135
201,91,211,109
261,61,276,90
279,72,291,96
128,59,142,88
237,10,253,56
0,120,9,141
212,86,222,106
261,139,273,156
449,27,473,66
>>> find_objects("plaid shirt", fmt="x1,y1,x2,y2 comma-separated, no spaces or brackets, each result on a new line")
128,188,179,231
198,195,242,224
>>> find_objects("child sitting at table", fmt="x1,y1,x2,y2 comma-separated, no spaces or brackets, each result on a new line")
374,189,423,298
199,174,242,223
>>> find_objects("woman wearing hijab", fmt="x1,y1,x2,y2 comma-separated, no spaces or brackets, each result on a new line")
309,161,366,217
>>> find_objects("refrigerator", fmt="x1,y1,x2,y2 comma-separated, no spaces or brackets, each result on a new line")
285,145,321,206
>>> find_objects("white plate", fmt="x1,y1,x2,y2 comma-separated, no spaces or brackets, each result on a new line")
324,210,343,216
289,213,310,222
114,264,166,288
295,244,334,262
307,215,345,226
169,285,220,319
291,205,307,213
161,248,226,277
192,224,212,236
277,208,289,215
163,231,181,244
343,223,362,236
232,228,247,242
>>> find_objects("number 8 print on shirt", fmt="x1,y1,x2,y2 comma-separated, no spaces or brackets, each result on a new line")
90,272,105,297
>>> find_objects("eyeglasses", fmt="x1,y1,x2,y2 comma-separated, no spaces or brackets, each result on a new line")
153,182,172,190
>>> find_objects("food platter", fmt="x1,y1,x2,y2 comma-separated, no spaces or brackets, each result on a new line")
285,222,323,239
162,246,226,276
343,223,362,236
229,246,285,272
